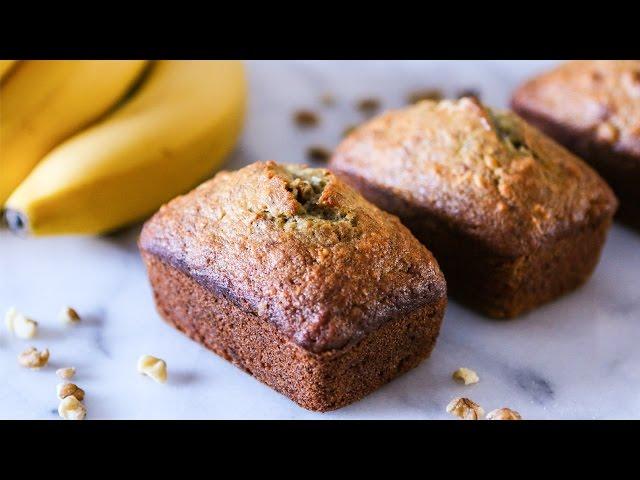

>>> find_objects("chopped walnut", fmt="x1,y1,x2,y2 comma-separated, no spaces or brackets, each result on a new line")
452,367,480,385
56,367,76,380
56,383,85,401
58,396,87,420
18,347,49,369
293,110,320,128
5,307,38,339
356,97,381,115
306,145,332,163
59,306,81,325
137,354,168,384
486,408,522,420
407,88,443,105
446,397,484,420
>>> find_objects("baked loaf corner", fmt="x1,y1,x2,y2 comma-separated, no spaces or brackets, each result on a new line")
140,161,446,411
511,60,640,228
331,97,617,318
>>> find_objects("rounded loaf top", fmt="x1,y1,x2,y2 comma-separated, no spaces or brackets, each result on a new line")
139,161,446,353
331,97,618,256
511,60,640,158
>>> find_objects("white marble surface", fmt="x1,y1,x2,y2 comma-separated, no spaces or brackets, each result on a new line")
2,60,639,419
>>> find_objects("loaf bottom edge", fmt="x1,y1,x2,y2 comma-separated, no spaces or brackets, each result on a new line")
141,252,446,412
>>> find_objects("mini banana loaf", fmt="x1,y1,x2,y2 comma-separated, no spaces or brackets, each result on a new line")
512,60,640,228
139,161,446,411
330,97,617,318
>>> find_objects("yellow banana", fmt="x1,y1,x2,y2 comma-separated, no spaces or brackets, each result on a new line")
0,60,148,205
5,60,247,236
0,60,17,81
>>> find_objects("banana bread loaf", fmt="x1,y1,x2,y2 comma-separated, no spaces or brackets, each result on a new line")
139,161,446,411
330,98,617,318
512,60,640,228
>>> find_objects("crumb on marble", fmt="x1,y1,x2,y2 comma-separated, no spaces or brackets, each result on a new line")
58,396,86,420
5,307,38,339
56,367,76,380
137,354,168,384
452,367,479,385
356,97,381,115
486,407,522,420
18,347,49,369
446,396,484,420
306,145,332,163
59,306,80,325
293,109,320,128
56,383,85,401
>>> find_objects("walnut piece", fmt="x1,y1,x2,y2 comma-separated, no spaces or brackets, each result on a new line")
306,145,332,163
486,408,522,420
18,347,50,369
356,97,381,115
56,367,76,380
452,367,480,385
293,110,319,128
137,354,168,384
5,307,38,339
446,397,484,420
58,396,87,420
59,306,81,325
56,383,85,401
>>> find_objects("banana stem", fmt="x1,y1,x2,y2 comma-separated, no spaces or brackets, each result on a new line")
5,209,29,235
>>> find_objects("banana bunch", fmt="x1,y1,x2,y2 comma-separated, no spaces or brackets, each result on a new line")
1,60,247,235
0,60,17,80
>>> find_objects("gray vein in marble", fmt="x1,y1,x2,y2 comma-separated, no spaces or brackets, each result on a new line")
512,368,555,404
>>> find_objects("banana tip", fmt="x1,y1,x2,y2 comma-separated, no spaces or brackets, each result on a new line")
4,209,29,235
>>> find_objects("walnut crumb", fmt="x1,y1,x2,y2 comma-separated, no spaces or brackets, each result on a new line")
56,383,85,401
486,408,522,420
407,88,443,105
18,347,49,369
452,367,479,385
5,307,38,339
59,306,80,325
356,97,381,115
137,354,168,384
58,396,87,420
56,367,76,380
446,397,484,420
293,110,320,128
306,145,332,163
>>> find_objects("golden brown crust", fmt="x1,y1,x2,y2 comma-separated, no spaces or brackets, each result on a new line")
511,60,639,228
139,161,446,353
330,97,618,257
512,60,640,159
